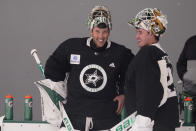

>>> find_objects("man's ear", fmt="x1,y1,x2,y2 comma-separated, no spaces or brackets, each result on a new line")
150,32,155,39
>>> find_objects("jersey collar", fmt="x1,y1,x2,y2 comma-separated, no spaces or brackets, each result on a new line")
151,43,166,53
86,37,111,49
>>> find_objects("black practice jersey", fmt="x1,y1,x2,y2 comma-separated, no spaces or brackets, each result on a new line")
177,35,196,80
125,43,179,128
45,37,134,119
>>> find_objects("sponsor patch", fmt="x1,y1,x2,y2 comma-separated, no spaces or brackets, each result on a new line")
70,54,80,64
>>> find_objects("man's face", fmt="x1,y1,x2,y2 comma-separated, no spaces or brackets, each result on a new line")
91,26,110,48
136,28,154,48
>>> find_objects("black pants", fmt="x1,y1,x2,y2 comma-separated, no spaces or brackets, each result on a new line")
67,115,121,131
153,123,176,131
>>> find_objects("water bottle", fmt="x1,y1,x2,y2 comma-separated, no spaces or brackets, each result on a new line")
24,94,33,121
5,94,13,120
184,97,194,124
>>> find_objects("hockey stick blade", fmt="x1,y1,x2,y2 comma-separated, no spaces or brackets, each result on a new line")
110,111,137,131
59,102,74,131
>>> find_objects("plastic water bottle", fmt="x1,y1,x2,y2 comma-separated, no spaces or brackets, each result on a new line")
184,97,194,124
5,94,13,120
24,94,33,121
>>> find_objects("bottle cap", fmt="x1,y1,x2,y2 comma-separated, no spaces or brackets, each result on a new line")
5,94,13,98
184,97,192,101
25,94,32,99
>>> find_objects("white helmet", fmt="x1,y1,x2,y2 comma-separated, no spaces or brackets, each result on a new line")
128,8,168,36
88,5,112,30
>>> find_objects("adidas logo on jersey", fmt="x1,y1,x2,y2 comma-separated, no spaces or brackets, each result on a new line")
109,63,115,68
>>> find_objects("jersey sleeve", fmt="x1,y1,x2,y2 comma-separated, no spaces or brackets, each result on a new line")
135,47,163,119
44,40,71,82
118,47,135,95
176,43,187,80
124,61,137,115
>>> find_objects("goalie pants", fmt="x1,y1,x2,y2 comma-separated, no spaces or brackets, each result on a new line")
153,123,176,131
61,114,121,131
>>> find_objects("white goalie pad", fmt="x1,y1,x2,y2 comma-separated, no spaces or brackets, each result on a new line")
110,111,137,131
34,79,67,126
128,115,154,131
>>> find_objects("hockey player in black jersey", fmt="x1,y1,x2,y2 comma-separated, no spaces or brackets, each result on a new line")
44,5,134,130
177,35,196,94
125,8,179,131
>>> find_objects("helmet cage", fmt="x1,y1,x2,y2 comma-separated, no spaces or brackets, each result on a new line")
129,8,167,36
88,6,112,30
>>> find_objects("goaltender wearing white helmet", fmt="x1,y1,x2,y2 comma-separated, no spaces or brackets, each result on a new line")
125,8,179,131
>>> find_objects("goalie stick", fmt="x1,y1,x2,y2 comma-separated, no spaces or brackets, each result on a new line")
31,49,75,130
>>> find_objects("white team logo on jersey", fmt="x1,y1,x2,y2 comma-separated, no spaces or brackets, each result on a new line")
80,64,107,92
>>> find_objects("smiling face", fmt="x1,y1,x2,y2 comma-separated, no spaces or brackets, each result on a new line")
91,26,110,48
136,28,156,48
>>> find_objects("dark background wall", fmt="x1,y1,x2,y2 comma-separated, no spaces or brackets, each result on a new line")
0,0,196,120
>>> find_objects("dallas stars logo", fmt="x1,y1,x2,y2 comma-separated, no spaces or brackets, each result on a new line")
80,64,107,92
85,70,103,87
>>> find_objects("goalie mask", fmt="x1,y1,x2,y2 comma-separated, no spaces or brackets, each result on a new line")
128,8,168,37
88,5,112,30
